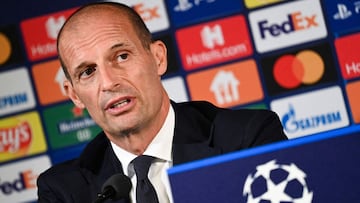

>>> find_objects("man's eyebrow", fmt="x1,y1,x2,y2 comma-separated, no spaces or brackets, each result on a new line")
72,61,91,77
70,43,129,78
110,43,126,50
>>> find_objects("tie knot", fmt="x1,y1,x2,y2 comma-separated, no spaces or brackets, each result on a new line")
132,155,155,180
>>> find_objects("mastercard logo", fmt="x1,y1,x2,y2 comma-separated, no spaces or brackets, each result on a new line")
0,32,11,65
273,50,324,89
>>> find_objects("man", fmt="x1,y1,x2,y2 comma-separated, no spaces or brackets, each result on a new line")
37,2,287,203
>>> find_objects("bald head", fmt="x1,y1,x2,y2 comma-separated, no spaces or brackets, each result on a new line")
57,2,153,81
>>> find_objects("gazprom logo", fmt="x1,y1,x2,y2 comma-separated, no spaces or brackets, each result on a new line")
0,68,36,117
249,0,327,53
0,93,28,109
270,86,349,139
282,104,342,134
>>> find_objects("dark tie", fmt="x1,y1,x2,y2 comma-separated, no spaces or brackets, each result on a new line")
132,155,159,203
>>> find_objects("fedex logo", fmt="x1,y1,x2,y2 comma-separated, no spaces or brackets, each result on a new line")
249,0,327,53
117,0,169,33
259,11,318,39
133,3,160,21
0,170,37,195
0,156,51,202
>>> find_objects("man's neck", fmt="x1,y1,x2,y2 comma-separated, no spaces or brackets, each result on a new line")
108,99,171,155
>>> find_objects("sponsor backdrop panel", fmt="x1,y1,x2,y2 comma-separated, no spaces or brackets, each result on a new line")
248,0,328,53
0,111,47,163
334,32,360,80
0,156,51,203
0,0,359,202
270,86,349,139
31,59,69,105
260,42,339,96
0,25,24,67
42,102,101,150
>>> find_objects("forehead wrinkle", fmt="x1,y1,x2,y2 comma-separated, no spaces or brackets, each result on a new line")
62,5,131,34
58,6,132,54
60,20,133,71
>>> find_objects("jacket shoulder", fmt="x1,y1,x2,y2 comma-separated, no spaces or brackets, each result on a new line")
212,107,288,152
37,132,111,202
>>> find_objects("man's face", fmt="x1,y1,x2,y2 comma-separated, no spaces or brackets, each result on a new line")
59,10,168,138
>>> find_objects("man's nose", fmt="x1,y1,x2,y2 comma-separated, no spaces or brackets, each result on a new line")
99,65,119,91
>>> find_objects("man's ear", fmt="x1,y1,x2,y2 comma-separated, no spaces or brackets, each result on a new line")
151,40,168,76
64,80,85,109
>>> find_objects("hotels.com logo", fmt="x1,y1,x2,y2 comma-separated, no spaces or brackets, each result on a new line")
20,7,77,61
0,121,32,154
335,33,360,80
249,0,327,53
176,15,252,71
201,25,224,49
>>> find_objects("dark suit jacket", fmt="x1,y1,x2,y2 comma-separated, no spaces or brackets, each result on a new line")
37,101,287,202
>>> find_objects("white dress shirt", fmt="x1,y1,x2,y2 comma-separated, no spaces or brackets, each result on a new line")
111,105,175,203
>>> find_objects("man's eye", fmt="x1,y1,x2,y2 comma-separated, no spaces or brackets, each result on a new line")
117,53,128,62
80,66,96,78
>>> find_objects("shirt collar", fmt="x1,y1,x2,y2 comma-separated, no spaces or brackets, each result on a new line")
110,105,175,175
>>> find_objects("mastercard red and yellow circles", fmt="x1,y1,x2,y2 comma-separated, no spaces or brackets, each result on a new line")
0,32,11,65
273,50,324,89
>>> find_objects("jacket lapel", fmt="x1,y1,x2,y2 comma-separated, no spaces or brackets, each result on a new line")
78,133,131,202
172,142,221,165
171,101,222,165
78,133,124,185
78,101,224,186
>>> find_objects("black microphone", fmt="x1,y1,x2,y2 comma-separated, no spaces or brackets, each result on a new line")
93,174,132,203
